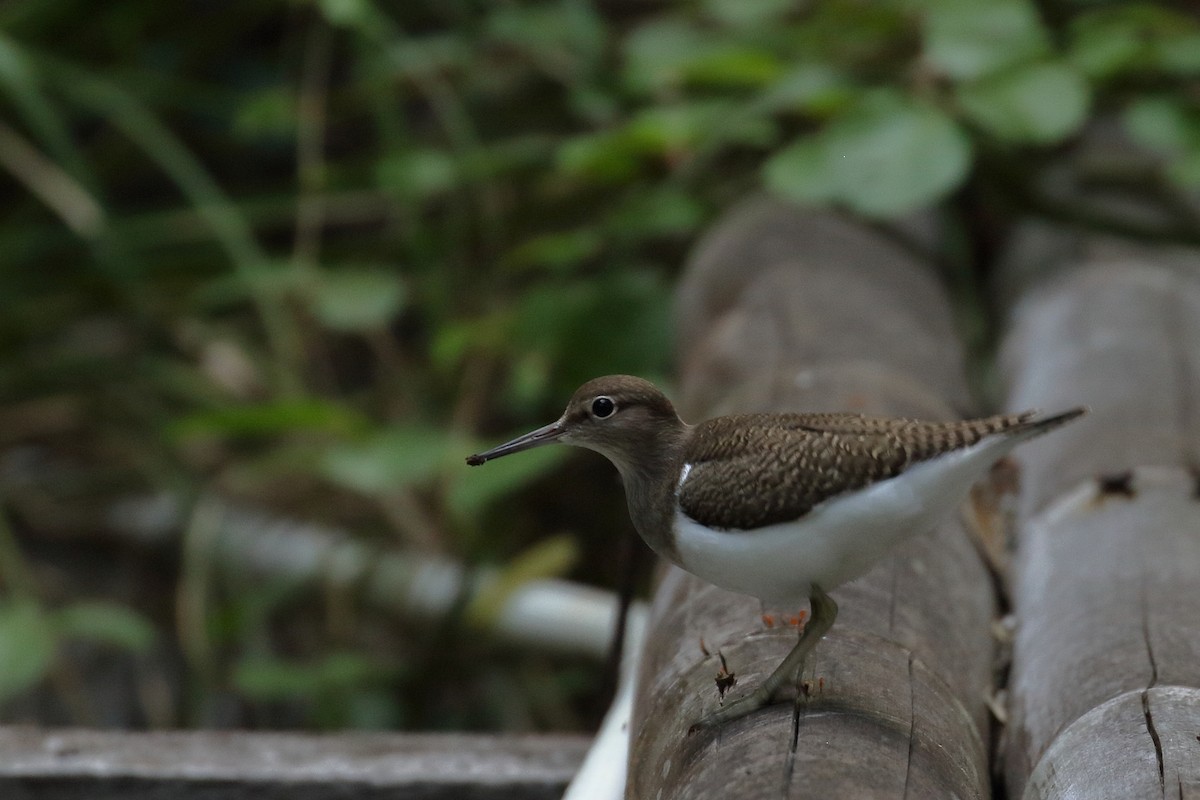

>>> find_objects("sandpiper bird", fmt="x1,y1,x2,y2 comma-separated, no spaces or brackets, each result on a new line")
466,375,1084,728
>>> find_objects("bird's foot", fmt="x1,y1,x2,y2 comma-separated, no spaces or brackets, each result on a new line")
760,610,808,630
688,686,773,733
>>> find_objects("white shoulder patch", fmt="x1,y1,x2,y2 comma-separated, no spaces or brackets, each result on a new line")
676,463,692,494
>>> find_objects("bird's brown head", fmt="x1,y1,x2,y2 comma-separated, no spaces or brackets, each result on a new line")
466,375,686,477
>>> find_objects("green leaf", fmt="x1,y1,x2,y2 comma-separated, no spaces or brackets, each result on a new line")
510,272,671,390
430,311,512,373
1153,32,1200,75
1123,97,1200,187
605,186,706,241
317,0,374,28
556,129,642,182
683,46,784,89
387,34,472,78
466,535,580,628
923,0,1050,80
231,88,296,141
625,101,776,154
323,426,459,494
622,17,781,92
757,64,856,115
375,149,457,198
234,651,385,700
0,601,56,702
702,0,793,27
306,269,407,332
501,229,603,274
170,400,369,440
958,61,1090,144
486,2,606,68
764,91,971,218
559,102,775,182
622,18,710,94
53,602,156,653
1069,6,1200,79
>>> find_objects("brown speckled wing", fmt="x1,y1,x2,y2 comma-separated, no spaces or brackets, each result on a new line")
676,412,1032,531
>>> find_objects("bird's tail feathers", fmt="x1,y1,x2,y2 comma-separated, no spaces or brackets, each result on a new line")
1010,406,1087,441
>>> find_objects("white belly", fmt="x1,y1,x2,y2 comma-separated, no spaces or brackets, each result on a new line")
672,437,1011,606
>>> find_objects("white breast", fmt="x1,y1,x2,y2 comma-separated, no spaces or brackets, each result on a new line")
672,435,1015,606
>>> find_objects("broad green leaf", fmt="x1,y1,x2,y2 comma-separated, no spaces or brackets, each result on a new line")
53,602,156,653
623,17,781,92
1154,33,1200,75
323,426,459,494
622,18,710,94
958,62,1090,144
1069,10,1147,78
922,0,1050,80
1123,97,1200,187
764,91,971,218
0,601,56,702
306,269,407,332
1069,6,1200,79
757,64,856,115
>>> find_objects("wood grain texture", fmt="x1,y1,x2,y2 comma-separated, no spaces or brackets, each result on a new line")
1000,255,1200,516
998,227,1200,799
0,728,587,800
628,197,996,798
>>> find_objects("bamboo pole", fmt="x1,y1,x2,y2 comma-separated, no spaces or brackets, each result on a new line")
627,197,996,798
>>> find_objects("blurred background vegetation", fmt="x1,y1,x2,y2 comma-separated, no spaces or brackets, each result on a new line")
1,0,1198,734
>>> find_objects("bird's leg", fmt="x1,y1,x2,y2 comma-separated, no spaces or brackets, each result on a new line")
691,586,837,731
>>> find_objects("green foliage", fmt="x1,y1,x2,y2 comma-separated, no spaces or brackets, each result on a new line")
0,602,57,703
2,0,1198,732
0,599,157,705
957,61,1091,144
1124,97,1200,186
322,426,463,494
922,0,1051,81
234,651,402,729
765,91,971,217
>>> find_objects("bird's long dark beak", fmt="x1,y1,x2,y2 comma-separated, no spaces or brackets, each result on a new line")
466,420,565,466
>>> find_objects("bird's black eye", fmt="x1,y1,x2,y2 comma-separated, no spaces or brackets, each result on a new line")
591,396,616,419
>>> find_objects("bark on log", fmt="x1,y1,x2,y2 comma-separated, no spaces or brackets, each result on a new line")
0,728,586,800
627,197,996,799
998,227,1200,799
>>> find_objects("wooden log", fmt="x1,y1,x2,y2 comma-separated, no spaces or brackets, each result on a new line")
627,197,996,798
997,226,1200,799
0,728,587,800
